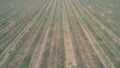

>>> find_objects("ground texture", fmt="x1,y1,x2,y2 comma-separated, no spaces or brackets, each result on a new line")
0,0,120,68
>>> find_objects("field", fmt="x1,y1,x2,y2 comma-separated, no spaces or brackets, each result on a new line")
0,0,120,68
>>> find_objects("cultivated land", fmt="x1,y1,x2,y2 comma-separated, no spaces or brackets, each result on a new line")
0,0,120,68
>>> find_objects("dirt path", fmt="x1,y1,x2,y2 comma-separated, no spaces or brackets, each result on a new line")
63,19,77,68
62,1,77,68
